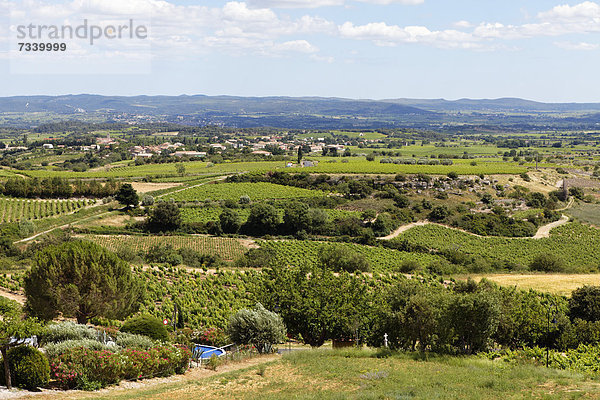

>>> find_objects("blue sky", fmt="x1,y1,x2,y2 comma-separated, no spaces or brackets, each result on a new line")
1,0,600,102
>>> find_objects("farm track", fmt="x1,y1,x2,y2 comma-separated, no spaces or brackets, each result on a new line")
379,215,572,241
14,202,106,244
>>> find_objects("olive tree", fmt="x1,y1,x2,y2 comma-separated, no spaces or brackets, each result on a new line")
228,303,286,353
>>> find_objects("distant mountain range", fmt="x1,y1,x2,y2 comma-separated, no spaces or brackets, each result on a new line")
1,94,600,129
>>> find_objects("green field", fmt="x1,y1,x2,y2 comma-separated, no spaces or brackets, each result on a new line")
0,197,91,223
80,234,248,261
259,240,444,271
397,222,600,270
169,182,326,202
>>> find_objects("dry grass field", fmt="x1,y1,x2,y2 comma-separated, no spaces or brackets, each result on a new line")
462,274,600,296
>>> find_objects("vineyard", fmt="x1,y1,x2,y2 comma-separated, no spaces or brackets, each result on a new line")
288,158,528,175
169,182,325,202
180,206,360,224
79,234,248,262
258,240,444,271
0,198,92,223
396,222,600,270
12,157,530,180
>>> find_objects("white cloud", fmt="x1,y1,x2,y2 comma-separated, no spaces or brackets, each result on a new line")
339,21,480,48
274,39,318,53
538,1,600,21
554,40,599,50
453,20,473,29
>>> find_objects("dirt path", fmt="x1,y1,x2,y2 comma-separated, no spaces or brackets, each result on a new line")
14,209,110,244
533,214,570,239
0,288,25,304
377,221,429,240
379,215,572,241
19,354,280,400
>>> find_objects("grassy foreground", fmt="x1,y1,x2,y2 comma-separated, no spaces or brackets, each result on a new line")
30,349,600,399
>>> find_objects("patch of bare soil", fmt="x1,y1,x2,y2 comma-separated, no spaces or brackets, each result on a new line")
128,182,182,194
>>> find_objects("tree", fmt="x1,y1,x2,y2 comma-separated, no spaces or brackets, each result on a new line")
444,292,500,354
148,202,182,231
24,241,144,324
0,298,43,389
283,201,310,233
529,253,565,273
115,184,139,208
569,286,600,322
228,303,286,353
297,146,303,165
428,206,449,222
175,163,186,176
244,203,279,235
141,194,155,207
319,246,371,273
262,266,368,347
219,208,242,234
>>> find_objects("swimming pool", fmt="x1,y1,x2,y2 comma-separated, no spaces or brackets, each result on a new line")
193,345,226,359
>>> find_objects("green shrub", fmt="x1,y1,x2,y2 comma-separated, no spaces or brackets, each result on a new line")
115,332,155,349
40,322,97,344
0,346,50,390
529,253,566,272
121,315,169,341
49,345,191,389
44,339,117,358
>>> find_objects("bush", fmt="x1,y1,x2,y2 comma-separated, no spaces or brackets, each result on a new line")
0,346,50,390
115,332,155,350
40,322,97,345
44,339,117,358
141,194,155,207
194,327,229,347
49,345,190,389
121,315,169,341
529,253,566,272
319,245,371,273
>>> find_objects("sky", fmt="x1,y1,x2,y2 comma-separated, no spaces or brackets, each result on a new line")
0,0,600,102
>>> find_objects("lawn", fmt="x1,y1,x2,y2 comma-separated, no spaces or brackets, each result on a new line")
32,349,600,400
